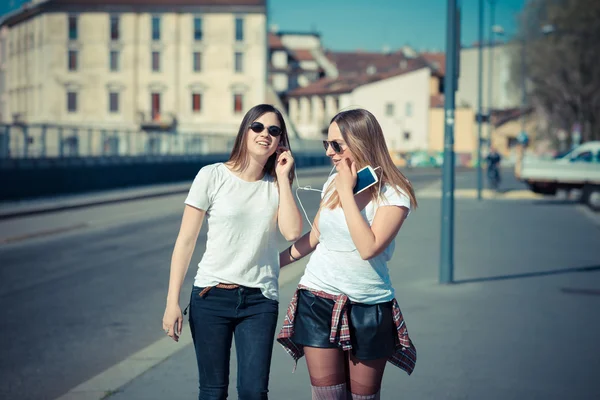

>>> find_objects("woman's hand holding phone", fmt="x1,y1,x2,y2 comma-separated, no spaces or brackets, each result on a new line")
335,158,357,196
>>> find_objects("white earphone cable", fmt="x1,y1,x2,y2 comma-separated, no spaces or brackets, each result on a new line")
292,164,336,231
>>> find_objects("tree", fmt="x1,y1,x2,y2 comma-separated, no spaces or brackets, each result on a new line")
510,0,600,145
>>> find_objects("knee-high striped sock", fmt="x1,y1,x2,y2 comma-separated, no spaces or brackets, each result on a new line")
349,391,380,400
311,383,347,400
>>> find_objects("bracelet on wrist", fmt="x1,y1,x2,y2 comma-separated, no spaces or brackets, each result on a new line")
288,245,299,261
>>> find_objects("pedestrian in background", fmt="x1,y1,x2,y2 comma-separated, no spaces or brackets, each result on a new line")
278,108,418,400
162,104,303,400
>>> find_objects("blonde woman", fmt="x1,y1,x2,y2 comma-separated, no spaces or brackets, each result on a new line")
162,104,303,400
278,109,417,400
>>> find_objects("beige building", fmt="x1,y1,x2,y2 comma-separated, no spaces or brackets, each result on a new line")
1,0,267,136
456,43,521,111
0,23,8,124
287,64,434,153
267,30,337,96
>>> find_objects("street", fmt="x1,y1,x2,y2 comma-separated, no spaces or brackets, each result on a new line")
0,168,439,400
1,167,599,399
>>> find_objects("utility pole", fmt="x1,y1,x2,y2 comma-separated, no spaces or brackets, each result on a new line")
487,0,497,153
476,0,485,200
440,0,459,284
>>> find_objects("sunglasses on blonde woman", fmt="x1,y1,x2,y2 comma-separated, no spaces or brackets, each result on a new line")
322,140,343,154
249,121,282,137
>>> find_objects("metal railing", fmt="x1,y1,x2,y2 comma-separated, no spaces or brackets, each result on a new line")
0,124,325,159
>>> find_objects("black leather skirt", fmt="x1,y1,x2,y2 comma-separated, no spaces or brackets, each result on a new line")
291,289,396,360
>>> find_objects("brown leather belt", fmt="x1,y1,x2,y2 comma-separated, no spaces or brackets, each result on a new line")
199,283,240,297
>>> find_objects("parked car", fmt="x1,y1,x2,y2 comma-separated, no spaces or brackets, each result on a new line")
517,141,600,210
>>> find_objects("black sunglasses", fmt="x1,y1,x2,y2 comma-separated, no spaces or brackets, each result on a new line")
323,140,343,154
249,121,282,137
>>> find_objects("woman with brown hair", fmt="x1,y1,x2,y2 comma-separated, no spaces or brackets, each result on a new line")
162,104,303,400
278,108,418,400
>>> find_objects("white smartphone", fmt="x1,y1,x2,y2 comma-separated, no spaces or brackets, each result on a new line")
353,166,379,195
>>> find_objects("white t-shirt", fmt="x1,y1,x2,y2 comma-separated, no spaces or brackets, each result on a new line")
299,174,411,304
184,163,280,301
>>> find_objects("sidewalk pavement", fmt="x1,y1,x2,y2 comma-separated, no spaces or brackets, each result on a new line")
0,165,336,219
101,193,600,399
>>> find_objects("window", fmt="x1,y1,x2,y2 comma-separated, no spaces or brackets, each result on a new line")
109,92,119,113
67,92,77,112
151,93,161,120
385,103,394,116
404,131,411,141
192,93,202,112
571,151,593,163
110,15,120,40
235,17,244,41
110,50,119,71
193,51,202,72
152,16,161,41
405,102,413,117
194,17,203,41
68,15,78,40
68,50,78,71
234,52,243,73
152,51,160,72
234,93,243,113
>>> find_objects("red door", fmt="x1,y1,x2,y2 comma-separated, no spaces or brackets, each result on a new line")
151,93,161,121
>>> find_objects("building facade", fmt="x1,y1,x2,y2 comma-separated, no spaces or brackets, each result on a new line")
267,30,337,97
456,43,521,111
0,23,8,124
287,66,432,153
1,0,267,135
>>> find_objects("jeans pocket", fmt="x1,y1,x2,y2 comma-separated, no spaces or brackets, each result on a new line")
299,289,317,307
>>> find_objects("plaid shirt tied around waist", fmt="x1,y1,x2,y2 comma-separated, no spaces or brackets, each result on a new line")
276,285,417,375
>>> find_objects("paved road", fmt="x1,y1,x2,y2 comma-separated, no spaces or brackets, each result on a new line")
109,180,600,399
0,167,442,400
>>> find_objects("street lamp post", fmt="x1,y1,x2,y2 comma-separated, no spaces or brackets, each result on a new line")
520,38,527,141
487,0,497,153
440,0,459,284
476,0,485,200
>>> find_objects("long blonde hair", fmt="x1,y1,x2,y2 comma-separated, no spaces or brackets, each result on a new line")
322,108,418,209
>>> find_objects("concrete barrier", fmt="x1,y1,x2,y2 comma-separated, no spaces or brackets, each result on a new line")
0,153,330,201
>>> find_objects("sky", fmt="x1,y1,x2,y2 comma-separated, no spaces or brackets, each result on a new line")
1,0,526,52
269,0,527,52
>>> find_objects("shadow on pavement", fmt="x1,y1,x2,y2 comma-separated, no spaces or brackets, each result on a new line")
454,264,600,284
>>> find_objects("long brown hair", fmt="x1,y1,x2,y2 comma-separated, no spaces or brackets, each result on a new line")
322,108,418,209
227,104,293,184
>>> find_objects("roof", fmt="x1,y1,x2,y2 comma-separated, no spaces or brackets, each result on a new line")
325,50,431,77
430,94,445,108
1,0,266,27
493,107,533,127
268,33,285,50
288,64,428,97
420,52,446,75
293,49,314,62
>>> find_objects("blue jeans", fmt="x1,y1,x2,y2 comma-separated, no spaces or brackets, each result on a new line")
188,286,279,400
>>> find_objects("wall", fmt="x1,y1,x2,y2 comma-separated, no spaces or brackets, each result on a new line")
429,107,476,159
456,44,521,110
351,68,431,152
5,10,266,134
0,152,330,201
